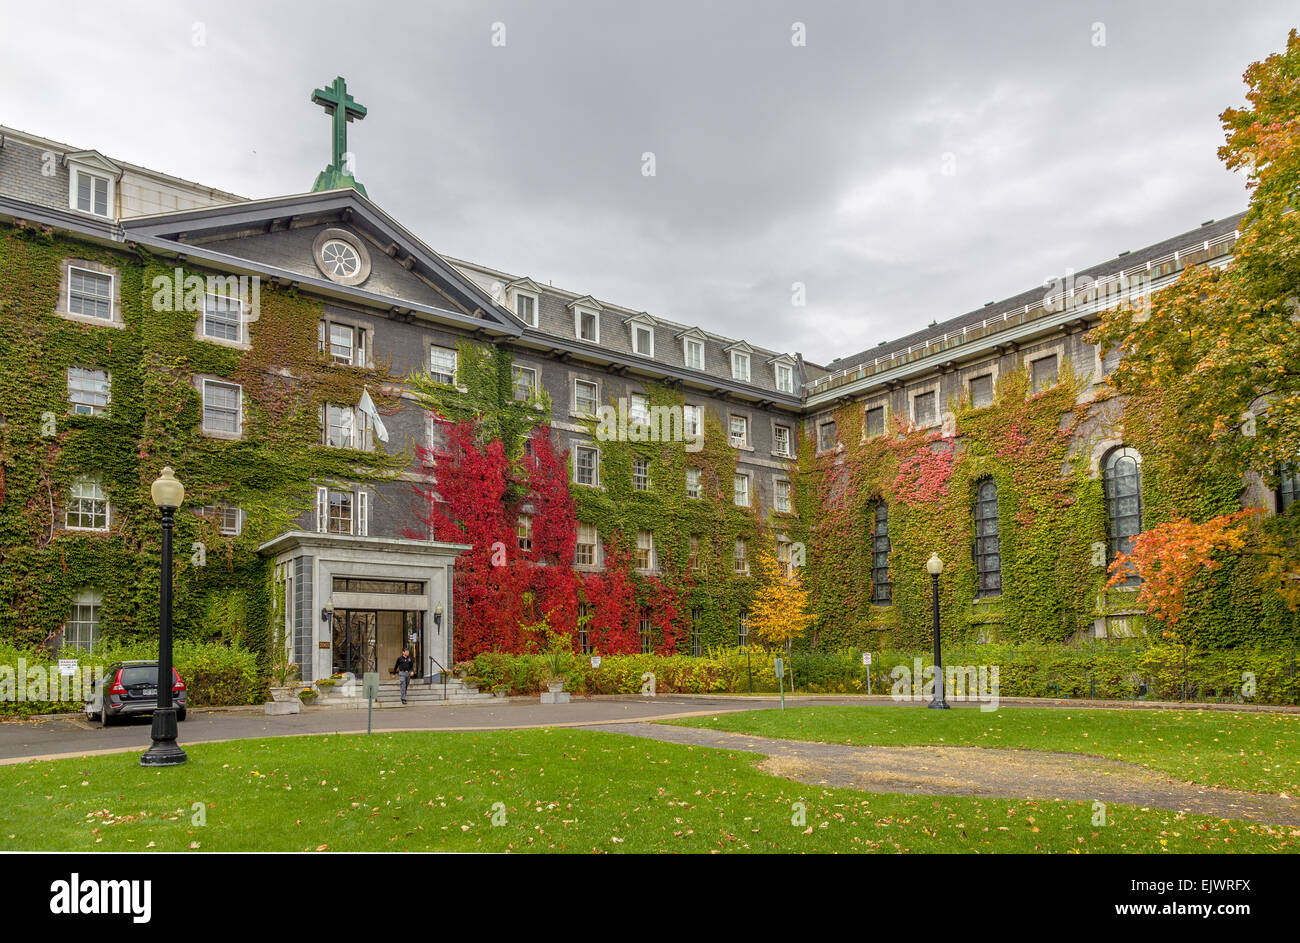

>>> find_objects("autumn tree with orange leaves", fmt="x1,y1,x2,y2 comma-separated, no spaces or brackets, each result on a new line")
1093,30,1300,618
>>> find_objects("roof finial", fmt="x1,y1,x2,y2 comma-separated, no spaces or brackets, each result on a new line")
310,76,368,196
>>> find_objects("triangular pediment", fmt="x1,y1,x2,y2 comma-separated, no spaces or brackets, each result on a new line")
566,294,603,312
63,150,122,179
120,189,521,335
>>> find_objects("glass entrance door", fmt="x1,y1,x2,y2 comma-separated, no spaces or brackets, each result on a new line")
332,610,377,676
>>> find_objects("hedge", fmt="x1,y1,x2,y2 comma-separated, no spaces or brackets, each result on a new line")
0,641,263,717
461,643,1300,705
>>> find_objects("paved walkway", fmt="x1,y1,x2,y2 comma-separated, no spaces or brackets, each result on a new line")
0,695,770,763
589,722,1300,826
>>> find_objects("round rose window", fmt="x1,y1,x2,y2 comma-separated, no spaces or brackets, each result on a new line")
320,239,360,278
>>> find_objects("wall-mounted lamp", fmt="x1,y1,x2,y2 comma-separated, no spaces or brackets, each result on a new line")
433,602,444,630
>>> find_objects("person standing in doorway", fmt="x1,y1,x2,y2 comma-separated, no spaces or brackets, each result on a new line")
392,648,415,705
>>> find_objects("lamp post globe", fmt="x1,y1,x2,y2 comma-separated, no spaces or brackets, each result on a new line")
926,553,949,710
142,466,188,767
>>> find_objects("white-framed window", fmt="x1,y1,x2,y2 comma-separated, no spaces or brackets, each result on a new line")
68,368,110,416
65,588,102,652
201,293,244,343
687,536,700,570
729,415,749,448
774,478,792,513
429,346,458,385
67,267,113,321
775,362,794,393
686,466,702,499
773,424,792,457
629,393,651,428
202,380,242,435
575,523,599,567
512,365,537,402
817,420,838,453
575,306,600,343
574,445,600,487
66,477,109,531
320,320,367,367
635,530,655,572
734,539,749,575
315,486,368,536
200,505,243,537
71,168,111,217
324,403,372,450
737,611,750,647
632,323,654,357
514,291,539,328
633,457,651,491
574,379,599,416
731,350,751,382
684,404,702,439
517,515,533,553
684,337,705,371
733,473,751,507
777,539,794,578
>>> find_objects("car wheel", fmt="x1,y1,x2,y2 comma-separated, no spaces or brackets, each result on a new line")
176,709,187,722
100,703,112,727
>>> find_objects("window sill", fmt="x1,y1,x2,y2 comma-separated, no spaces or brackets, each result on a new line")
54,310,125,329
201,429,245,442
198,334,252,353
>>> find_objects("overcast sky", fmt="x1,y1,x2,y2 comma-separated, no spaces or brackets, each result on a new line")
1,1,1292,366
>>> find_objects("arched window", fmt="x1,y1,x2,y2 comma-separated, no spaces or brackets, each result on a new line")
871,502,891,604
973,479,1001,596
1103,447,1143,585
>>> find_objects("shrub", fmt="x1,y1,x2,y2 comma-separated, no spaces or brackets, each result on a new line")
459,643,1300,704
0,641,262,716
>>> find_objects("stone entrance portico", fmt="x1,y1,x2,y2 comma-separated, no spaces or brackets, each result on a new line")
260,531,469,683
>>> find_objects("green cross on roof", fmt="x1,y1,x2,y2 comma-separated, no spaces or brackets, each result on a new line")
310,76,368,196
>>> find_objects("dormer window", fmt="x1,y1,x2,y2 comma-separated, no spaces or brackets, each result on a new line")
64,152,121,219
514,290,538,328
74,169,110,216
775,361,794,394
576,307,599,342
684,336,705,370
632,322,654,357
731,350,751,382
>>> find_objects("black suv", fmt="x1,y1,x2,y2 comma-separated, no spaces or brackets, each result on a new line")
84,661,188,725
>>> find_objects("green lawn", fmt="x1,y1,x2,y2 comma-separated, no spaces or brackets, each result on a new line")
666,705,1300,794
0,729,1295,853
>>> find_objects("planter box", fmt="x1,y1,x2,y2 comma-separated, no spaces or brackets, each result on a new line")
264,699,300,715
540,689,570,704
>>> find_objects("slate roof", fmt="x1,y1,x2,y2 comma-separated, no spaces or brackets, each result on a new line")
822,212,1247,377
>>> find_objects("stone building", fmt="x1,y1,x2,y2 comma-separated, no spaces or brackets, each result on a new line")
0,102,1288,677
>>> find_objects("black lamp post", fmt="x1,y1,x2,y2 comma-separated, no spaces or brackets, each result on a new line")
142,467,187,767
926,552,949,710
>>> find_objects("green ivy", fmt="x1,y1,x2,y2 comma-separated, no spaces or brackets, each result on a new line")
0,224,404,663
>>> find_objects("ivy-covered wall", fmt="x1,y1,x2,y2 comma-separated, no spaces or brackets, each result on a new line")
789,363,1300,651
0,223,399,661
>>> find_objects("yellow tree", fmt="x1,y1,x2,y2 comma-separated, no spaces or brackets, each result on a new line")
749,543,812,649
